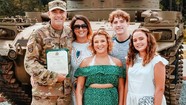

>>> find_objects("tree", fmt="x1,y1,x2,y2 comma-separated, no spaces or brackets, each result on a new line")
0,0,13,16
41,0,52,5
0,0,48,17
160,0,185,24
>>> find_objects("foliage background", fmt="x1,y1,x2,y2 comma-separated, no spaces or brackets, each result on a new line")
0,0,185,42
0,0,185,23
0,0,50,17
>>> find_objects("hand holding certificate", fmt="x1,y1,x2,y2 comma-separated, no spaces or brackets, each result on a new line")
46,49,69,75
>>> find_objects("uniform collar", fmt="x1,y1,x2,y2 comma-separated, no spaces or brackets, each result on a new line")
49,24,63,37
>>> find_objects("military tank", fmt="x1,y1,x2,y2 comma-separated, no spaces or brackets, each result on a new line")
0,13,46,105
141,10,184,105
0,0,184,105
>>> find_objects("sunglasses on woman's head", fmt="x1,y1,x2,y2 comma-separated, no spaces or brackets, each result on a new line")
73,24,88,30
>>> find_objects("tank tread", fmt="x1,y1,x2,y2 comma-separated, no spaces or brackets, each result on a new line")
0,57,31,105
159,36,184,105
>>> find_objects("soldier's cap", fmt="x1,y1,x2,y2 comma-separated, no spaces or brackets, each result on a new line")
48,0,67,11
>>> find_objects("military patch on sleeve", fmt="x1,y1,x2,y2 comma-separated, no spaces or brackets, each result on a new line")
28,44,33,53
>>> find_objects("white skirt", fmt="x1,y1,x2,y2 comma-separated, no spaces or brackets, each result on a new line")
126,92,166,105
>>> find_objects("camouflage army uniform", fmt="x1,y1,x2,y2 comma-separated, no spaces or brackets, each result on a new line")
24,23,73,105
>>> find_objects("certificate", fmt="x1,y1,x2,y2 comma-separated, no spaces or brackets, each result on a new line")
46,49,68,74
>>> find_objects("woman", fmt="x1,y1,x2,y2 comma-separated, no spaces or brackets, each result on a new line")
75,28,124,105
125,28,168,105
70,15,93,104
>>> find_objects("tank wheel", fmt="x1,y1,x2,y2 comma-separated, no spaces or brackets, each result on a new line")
0,56,32,105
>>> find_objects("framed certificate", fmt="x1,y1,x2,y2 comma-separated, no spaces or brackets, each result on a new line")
46,49,69,74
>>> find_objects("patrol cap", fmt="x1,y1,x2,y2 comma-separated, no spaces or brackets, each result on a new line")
48,0,67,11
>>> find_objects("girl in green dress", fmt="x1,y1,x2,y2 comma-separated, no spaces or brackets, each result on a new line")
75,28,125,105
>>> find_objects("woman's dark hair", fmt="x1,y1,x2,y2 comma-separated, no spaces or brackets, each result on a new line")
70,15,93,41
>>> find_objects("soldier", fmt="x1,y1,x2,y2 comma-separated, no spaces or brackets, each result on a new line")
24,0,72,105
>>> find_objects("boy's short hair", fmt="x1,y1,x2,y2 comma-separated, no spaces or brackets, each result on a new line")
108,9,130,23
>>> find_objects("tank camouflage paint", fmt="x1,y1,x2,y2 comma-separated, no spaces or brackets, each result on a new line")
0,13,46,105
0,0,184,105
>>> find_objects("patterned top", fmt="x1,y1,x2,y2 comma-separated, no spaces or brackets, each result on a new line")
24,23,73,97
75,65,124,87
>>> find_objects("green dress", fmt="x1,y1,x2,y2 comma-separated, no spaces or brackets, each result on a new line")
74,65,125,105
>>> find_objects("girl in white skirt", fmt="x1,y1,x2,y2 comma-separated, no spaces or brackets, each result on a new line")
125,28,168,105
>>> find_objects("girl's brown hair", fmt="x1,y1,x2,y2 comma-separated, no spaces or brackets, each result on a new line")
126,27,157,66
